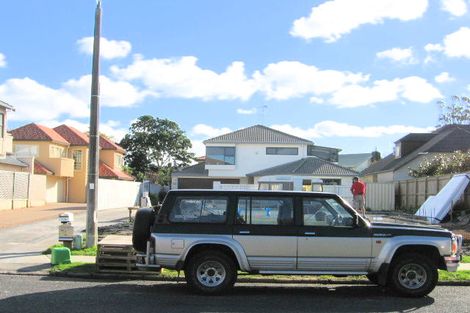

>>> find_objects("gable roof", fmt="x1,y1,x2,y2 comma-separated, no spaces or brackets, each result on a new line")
203,125,313,145
246,157,358,177
100,135,125,153
362,125,470,176
99,161,134,181
53,125,89,146
11,123,69,145
34,160,54,175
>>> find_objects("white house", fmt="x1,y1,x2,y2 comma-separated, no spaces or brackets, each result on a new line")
172,125,357,190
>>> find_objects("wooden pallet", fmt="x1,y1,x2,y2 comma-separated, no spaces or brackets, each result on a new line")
96,235,148,273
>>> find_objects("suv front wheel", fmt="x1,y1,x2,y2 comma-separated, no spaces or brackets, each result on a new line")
389,253,438,297
184,251,237,295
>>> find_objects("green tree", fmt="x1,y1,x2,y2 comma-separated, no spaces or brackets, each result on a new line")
120,116,194,185
438,96,470,126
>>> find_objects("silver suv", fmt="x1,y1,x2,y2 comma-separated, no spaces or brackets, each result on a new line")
132,190,463,296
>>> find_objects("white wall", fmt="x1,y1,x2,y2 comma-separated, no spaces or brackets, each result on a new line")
206,143,308,177
97,179,141,210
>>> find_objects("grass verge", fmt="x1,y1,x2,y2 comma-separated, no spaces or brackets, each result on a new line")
49,265,470,282
50,262,96,274
43,244,97,256
462,255,470,263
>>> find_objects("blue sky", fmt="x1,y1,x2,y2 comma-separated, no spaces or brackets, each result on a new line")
1,0,469,157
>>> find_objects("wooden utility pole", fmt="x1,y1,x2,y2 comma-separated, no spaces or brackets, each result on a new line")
86,0,102,248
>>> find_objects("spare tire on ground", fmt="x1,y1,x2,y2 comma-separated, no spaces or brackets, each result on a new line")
132,208,156,252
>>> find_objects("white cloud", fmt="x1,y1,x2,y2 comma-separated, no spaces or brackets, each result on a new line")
237,108,257,115
63,75,152,108
191,124,231,138
77,37,132,60
290,0,428,42
441,0,467,16
309,97,324,104
39,119,128,142
1,77,88,121
441,27,470,58
329,76,442,107
254,61,368,100
112,56,258,101
0,53,6,68
425,27,470,59
424,43,444,52
271,121,434,139
376,47,416,63
434,72,455,83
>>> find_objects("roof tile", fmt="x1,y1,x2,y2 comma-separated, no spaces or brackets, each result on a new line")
204,125,313,145
246,157,358,177
11,123,69,145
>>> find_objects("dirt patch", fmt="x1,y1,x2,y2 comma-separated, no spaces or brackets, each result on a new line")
98,221,133,241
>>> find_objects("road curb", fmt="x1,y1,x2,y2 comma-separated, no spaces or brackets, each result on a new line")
0,271,458,286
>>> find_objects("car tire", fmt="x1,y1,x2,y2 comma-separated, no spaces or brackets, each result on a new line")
132,208,155,252
366,273,379,285
388,253,438,297
184,251,237,295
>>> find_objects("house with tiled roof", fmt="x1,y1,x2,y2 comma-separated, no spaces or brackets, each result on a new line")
10,123,132,204
172,125,353,190
362,124,470,182
11,123,75,203
53,124,133,203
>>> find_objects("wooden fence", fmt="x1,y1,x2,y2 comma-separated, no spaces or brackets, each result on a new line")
395,173,470,211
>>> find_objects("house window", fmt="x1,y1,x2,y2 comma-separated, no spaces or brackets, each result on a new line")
321,179,341,185
266,147,298,155
72,150,83,170
206,147,236,165
115,154,124,168
0,113,4,138
394,143,401,158
15,144,38,157
50,145,66,158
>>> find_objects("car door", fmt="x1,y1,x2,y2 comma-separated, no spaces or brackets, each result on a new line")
297,196,372,273
232,195,297,271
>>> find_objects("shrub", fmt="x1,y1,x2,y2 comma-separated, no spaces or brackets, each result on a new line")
410,150,470,178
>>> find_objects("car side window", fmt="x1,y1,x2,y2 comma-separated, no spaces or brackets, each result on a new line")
236,196,294,225
169,196,228,223
303,198,354,227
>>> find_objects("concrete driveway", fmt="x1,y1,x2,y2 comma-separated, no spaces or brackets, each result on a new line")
0,205,130,272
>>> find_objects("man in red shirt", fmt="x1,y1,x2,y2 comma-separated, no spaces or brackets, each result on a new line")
350,176,366,216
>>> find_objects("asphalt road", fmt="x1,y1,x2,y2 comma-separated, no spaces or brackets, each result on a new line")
0,275,469,313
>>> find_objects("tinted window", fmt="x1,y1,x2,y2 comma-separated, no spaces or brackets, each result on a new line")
169,196,228,223
303,198,354,227
236,196,294,225
266,147,298,155
206,147,236,165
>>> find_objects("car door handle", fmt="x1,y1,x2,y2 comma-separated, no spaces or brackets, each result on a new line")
239,230,250,235
304,232,316,236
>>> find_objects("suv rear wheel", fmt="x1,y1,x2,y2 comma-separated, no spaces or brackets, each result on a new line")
389,253,438,297
184,251,237,295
